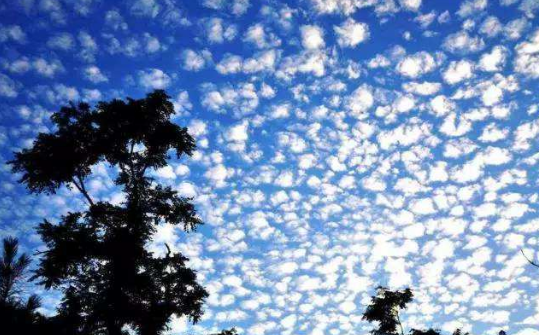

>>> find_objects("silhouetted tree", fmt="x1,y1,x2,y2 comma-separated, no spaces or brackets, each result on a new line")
0,237,42,332
410,329,441,335
10,91,209,335
363,287,481,335
212,328,238,335
363,286,413,335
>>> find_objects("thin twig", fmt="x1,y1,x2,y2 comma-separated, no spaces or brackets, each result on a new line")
521,249,539,268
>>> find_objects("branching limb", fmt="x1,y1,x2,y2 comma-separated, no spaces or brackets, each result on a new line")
71,174,95,206
521,249,539,268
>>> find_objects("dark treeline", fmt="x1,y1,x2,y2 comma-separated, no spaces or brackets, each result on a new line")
0,91,517,335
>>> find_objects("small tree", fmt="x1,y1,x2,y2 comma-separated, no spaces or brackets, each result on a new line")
0,237,42,331
10,91,208,335
363,286,413,335
363,287,475,335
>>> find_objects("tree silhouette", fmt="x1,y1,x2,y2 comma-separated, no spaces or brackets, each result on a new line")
363,287,481,335
0,237,42,332
10,90,209,335
363,286,413,335
410,330,441,335
212,328,238,335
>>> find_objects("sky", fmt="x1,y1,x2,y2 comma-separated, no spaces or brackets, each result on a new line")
1,0,539,334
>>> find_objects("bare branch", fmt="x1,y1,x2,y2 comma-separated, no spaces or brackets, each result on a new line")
521,249,539,268
71,174,95,206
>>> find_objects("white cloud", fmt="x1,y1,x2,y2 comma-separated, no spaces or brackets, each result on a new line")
430,95,455,117
280,314,296,328
410,198,436,215
216,54,243,74
505,17,530,40
203,0,250,16
84,66,108,83
443,31,485,54
227,121,249,142
0,25,26,43
182,49,210,71
514,28,539,78
345,85,374,118
243,49,279,73
0,74,18,98
204,164,230,187
481,84,503,106
334,19,369,48
301,25,325,50
399,0,422,11
396,51,437,78
515,330,539,335
478,46,507,72
443,60,474,85
32,58,64,77
402,81,441,96
232,0,250,15
47,32,74,50
205,18,238,44
200,82,259,117
138,68,171,89
277,50,327,79
457,0,488,17
243,24,281,49
479,123,508,142
480,16,502,38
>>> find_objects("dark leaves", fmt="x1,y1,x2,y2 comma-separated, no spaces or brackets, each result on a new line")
1,237,31,303
9,90,196,195
10,91,207,334
363,286,413,335
0,237,43,333
410,329,441,335
211,328,238,335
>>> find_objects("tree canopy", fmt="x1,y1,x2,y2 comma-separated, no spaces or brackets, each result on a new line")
10,90,207,335
363,286,413,335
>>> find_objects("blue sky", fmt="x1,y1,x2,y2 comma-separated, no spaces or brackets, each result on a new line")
2,0,539,334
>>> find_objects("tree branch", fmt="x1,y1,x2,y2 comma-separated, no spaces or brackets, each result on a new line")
72,174,95,206
396,310,405,335
165,243,172,258
521,249,539,268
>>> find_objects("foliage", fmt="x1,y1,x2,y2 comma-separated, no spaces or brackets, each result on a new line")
212,328,238,335
410,329,441,335
0,237,42,333
363,286,413,335
10,90,207,335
